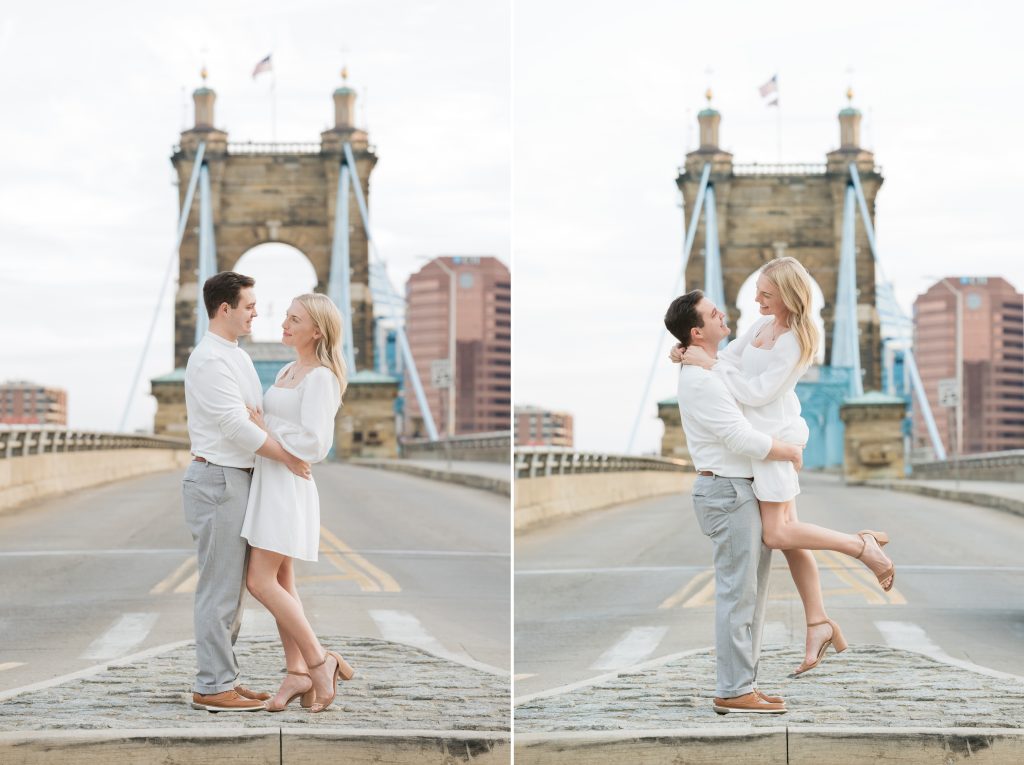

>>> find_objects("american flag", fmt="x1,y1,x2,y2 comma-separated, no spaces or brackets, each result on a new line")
252,54,272,79
759,74,778,106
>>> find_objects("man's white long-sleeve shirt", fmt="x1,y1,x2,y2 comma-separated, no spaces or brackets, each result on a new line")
184,331,268,468
676,365,772,478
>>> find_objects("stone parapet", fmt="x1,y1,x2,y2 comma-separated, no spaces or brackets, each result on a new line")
515,471,694,532
0,447,191,513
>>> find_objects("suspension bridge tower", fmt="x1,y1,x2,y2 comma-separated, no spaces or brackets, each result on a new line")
677,89,884,389
171,68,377,369
151,69,404,456
659,90,895,468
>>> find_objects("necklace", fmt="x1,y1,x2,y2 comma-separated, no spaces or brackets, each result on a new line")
287,361,315,380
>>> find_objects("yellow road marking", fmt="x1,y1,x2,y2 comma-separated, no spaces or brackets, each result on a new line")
152,531,402,596
660,569,714,609
321,547,380,591
768,587,861,601
817,549,906,605
319,525,401,593
670,550,906,608
682,572,718,608
0,662,25,672
151,555,197,595
514,673,536,681
174,569,200,594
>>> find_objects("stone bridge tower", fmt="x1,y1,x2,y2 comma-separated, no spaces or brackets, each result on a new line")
171,69,377,370
677,90,883,390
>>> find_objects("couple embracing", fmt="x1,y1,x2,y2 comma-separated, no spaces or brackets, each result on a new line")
665,257,896,714
181,271,354,713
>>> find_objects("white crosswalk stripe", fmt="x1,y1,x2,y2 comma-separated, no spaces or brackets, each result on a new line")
761,620,791,647
874,620,1023,682
590,627,668,670
81,613,159,660
369,609,506,676
239,608,277,638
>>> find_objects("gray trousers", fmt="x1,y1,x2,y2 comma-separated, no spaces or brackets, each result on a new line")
691,475,773,698
181,461,252,694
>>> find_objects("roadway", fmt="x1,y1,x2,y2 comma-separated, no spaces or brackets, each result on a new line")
0,463,510,693
514,472,1024,698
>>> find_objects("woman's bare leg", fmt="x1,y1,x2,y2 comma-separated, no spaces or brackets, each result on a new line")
263,558,312,707
760,499,893,589
247,548,337,703
275,559,309,673
765,501,837,668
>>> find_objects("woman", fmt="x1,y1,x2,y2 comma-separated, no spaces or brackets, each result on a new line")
675,257,895,676
239,293,354,712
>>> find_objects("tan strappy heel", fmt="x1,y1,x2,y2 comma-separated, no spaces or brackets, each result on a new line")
790,618,848,677
308,650,355,713
265,670,315,712
858,529,890,547
857,532,896,592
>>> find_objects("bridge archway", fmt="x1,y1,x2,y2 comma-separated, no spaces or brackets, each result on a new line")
733,268,827,365
233,243,319,342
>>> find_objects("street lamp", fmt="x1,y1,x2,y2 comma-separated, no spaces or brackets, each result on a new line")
933,277,964,457
420,256,457,438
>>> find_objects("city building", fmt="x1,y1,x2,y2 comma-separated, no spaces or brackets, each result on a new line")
515,406,574,448
404,256,511,437
913,277,1024,455
0,381,68,426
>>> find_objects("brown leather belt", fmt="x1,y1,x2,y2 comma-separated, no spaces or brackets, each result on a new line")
192,456,253,475
697,470,716,477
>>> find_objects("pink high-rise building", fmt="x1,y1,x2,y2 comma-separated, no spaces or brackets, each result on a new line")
404,256,511,436
913,277,1024,455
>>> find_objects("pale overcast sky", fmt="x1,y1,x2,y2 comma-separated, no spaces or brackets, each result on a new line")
0,0,510,431
513,0,1024,454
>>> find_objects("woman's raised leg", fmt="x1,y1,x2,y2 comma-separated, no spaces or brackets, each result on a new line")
760,499,894,590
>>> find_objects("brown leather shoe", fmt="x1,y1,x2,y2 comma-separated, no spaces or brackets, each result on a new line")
754,688,784,704
235,684,271,701
713,691,786,715
191,689,266,712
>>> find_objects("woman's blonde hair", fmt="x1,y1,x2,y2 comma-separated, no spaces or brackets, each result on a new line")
760,257,819,368
295,293,348,397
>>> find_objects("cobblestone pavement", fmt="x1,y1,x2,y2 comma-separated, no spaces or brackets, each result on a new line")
0,637,510,732
514,645,1024,732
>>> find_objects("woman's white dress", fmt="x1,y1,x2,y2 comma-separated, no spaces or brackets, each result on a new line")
240,364,342,561
713,316,810,502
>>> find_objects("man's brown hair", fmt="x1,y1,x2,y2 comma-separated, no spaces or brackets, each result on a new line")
203,272,256,319
663,289,705,348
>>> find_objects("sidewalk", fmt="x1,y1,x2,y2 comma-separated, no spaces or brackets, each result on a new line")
514,645,1024,763
0,636,509,764
867,478,1024,519
352,459,511,496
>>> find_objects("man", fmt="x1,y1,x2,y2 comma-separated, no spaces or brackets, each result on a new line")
182,271,311,712
664,289,802,715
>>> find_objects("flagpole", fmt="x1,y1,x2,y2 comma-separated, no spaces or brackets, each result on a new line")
776,101,782,162
271,67,277,143
775,75,782,162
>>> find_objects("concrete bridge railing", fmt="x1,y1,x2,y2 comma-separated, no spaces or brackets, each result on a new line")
400,431,510,464
0,427,191,513
515,448,693,532
911,450,1024,482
